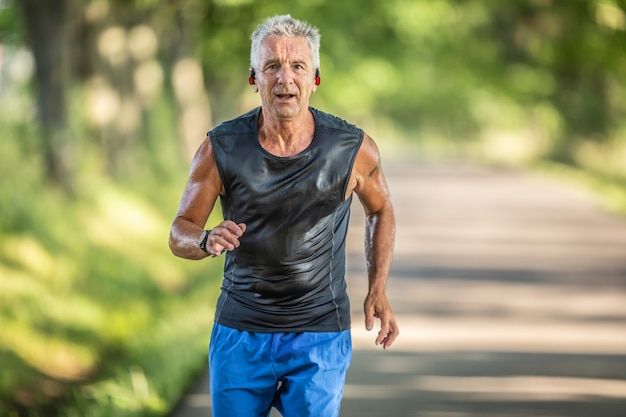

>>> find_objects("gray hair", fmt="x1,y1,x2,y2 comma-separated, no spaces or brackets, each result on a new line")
250,14,321,72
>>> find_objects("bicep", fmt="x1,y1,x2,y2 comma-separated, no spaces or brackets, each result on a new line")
174,136,223,227
353,134,392,215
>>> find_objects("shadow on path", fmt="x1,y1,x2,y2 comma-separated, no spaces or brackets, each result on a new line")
342,350,626,417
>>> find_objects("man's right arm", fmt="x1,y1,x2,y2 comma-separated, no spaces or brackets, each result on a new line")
169,135,245,259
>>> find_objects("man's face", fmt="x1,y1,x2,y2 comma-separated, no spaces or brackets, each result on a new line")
252,35,318,120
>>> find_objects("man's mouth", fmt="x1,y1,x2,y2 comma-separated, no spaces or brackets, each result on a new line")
276,93,296,99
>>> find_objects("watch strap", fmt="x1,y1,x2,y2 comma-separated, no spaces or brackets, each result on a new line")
198,229,211,253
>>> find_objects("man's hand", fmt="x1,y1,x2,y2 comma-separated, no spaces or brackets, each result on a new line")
364,292,399,349
206,221,247,256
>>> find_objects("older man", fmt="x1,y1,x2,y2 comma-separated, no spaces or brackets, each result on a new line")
169,14,398,417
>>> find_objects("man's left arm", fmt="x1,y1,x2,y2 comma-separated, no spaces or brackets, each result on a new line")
352,134,399,349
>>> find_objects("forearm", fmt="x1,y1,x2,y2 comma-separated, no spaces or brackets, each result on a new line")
169,216,209,260
364,202,395,294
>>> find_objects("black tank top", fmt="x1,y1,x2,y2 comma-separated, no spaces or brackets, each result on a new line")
209,107,363,332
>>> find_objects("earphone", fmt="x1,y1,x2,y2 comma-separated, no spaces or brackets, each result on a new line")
248,68,321,86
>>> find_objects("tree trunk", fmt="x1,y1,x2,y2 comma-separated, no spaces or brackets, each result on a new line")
16,0,75,192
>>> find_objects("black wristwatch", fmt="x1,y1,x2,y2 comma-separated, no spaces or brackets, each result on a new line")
198,229,211,253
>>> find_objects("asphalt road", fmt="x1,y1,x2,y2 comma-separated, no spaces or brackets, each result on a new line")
169,163,626,417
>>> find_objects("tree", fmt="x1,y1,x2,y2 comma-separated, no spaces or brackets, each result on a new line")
468,0,626,160
16,0,77,191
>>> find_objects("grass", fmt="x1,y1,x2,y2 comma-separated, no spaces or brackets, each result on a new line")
534,161,626,217
0,124,224,416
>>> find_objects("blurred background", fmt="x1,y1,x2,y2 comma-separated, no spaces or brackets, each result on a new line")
0,0,625,416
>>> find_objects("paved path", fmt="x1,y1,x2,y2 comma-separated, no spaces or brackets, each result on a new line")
169,163,626,417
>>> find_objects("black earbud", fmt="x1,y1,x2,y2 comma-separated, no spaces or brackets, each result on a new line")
315,69,321,86
249,69,256,85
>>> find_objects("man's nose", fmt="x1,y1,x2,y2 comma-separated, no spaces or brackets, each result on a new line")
276,66,294,84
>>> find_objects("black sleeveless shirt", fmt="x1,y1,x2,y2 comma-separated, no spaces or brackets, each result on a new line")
209,107,363,332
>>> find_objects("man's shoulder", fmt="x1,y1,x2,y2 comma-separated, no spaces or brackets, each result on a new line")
209,107,260,138
311,107,363,135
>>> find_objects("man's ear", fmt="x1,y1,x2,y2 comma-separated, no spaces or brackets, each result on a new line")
249,68,259,93
310,68,320,93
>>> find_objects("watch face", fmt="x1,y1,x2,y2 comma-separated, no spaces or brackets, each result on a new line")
199,230,209,251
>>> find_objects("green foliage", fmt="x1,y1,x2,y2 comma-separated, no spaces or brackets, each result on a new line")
0,98,222,417
0,172,222,416
537,159,626,216
184,0,626,152
0,0,22,42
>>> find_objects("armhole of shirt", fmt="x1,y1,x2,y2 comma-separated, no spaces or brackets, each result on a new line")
342,130,365,201
208,133,230,197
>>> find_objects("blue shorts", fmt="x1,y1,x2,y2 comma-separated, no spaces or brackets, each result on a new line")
208,323,352,417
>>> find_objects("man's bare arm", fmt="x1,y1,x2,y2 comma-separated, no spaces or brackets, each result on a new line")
353,134,398,349
169,136,245,259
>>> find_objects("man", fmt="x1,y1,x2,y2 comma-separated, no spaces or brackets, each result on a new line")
169,14,398,417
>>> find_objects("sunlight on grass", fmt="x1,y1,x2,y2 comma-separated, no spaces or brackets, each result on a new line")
0,266,46,300
1,236,58,280
538,161,626,216
83,185,187,292
95,186,163,239
478,129,548,165
82,366,168,414
2,320,98,380
0,251,102,381
0,269,107,335
57,299,216,417
0,172,221,415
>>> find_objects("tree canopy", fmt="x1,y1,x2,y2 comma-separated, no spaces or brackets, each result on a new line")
1,0,625,188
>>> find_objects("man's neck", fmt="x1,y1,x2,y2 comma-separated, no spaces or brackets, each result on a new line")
258,108,315,157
